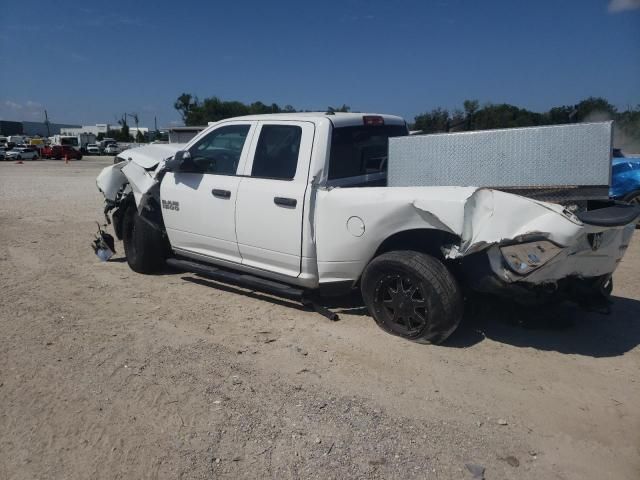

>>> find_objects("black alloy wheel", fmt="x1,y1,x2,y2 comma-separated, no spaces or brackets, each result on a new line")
374,273,428,336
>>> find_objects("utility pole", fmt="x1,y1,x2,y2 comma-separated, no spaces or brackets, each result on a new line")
126,112,139,140
44,110,50,137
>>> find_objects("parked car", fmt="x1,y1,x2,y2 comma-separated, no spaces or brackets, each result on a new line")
104,144,121,155
0,147,6,160
86,144,101,155
6,147,40,160
95,113,640,345
42,145,83,160
610,149,640,205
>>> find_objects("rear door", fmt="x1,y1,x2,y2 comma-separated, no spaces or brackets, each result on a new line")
235,121,315,277
161,121,256,263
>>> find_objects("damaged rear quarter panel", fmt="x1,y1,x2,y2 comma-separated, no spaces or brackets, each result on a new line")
313,185,632,285
314,186,474,283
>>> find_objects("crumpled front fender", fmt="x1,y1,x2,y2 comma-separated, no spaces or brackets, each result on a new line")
96,162,128,202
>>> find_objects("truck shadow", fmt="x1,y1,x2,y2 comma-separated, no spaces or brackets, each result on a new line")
447,295,640,357
179,272,640,357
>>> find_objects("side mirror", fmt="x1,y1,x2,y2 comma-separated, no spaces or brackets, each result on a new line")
169,150,197,172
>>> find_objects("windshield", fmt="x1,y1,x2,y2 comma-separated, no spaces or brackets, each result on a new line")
60,137,79,147
328,124,408,186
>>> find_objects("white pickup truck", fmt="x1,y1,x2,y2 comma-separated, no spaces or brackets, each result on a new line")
96,112,639,344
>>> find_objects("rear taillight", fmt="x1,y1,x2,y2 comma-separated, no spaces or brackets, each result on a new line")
363,115,384,126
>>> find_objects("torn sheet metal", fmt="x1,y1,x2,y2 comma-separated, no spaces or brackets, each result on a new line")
95,143,184,206
121,161,158,207
117,143,185,170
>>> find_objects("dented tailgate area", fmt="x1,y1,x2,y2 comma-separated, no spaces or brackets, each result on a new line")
449,189,638,304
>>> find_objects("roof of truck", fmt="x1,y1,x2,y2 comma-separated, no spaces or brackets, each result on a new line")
213,112,406,128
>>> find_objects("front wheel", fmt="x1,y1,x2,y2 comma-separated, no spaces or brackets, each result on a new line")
361,251,463,344
122,205,168,273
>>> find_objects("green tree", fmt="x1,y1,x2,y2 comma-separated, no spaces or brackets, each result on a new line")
327,104,351,113
413,108,450,133
174,93,199,123
574,97,617,122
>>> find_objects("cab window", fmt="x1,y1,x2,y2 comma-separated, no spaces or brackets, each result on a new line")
328,124,408,181
250,125,302,180
188,124,251,174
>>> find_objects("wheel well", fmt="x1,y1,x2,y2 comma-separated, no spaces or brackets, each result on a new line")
374,229,460,261
111,193,135,240
623,189,640,202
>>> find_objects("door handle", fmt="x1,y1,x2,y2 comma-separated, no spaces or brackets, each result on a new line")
212,189,231,199
274,197,297,208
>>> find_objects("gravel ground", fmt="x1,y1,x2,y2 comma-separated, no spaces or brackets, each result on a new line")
1,157,639,479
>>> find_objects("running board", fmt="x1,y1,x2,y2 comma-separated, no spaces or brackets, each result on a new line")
166,257,339,321
166,257,305,300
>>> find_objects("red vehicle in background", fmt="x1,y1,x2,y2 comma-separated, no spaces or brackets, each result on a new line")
41,145,83,160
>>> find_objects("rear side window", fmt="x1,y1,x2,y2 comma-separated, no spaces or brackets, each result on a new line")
251,125,302,180
328,125,408,180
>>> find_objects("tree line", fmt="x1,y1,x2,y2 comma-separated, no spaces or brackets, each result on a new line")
174,93,350,126
174,93,640,150
413,97,639,150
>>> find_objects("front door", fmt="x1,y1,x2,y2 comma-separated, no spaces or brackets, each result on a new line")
235,121,315,277
161,121,256,263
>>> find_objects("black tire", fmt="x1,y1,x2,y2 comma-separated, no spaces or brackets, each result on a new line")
624,190,640,206
361,251,463,344
16,155,22,160
122,205,167,273
623,191,640,228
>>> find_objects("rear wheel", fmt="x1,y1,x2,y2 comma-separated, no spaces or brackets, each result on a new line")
361,251,463,344
624,190,640,206
624,191,640,228
16,155,22,160
122,205,167,273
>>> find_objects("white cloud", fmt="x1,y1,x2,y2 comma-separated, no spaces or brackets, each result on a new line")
4,100,23,110
608,0,640,12
0,100,45,120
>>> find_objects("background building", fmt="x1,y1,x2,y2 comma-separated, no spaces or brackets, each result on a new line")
60,124,120,136
167,126,205,143
1,120,81,136
0,120,23,135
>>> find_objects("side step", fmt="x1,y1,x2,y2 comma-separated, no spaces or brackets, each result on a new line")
166,257,305,300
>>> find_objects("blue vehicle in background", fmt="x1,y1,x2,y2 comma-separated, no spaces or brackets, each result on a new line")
610,148,640,206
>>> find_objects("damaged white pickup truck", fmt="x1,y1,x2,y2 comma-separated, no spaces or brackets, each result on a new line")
96,113,639,344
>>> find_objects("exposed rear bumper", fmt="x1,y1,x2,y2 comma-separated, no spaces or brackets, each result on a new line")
463,208,637,305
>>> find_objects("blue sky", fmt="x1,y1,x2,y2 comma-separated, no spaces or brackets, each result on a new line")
0,0,638,128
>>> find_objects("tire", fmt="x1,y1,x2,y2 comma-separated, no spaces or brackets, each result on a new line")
16,155,21,160
361,250,463,344
624,190,640,206
122,205,167,273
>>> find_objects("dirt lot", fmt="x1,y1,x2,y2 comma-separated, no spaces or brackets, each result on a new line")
1,158,639,480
